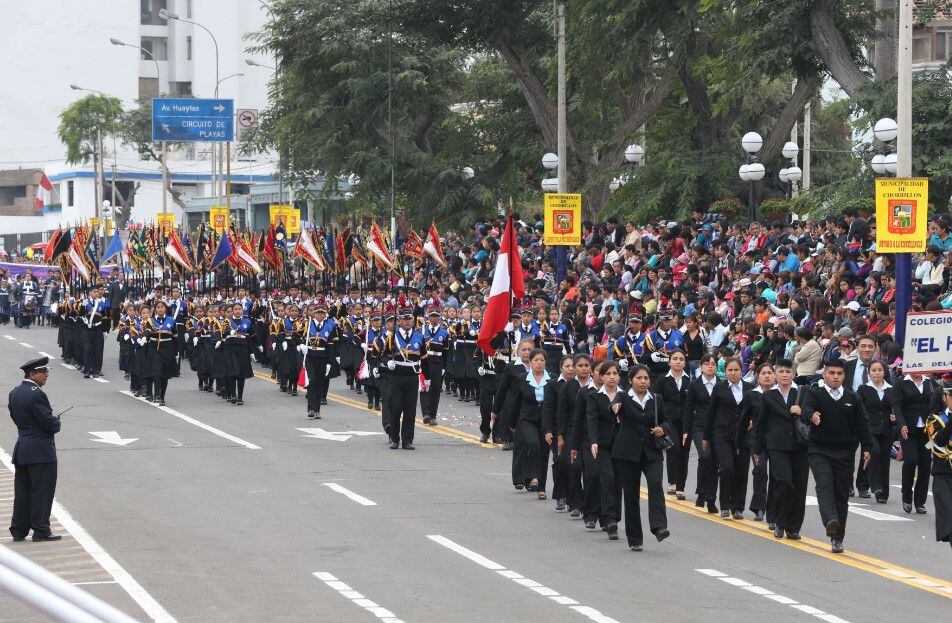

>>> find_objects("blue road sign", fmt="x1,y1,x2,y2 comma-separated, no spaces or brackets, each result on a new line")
151,98,234,142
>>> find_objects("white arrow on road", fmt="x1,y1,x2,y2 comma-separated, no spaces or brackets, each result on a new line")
805,495,911,521
89,431,139,446
297,428,382,442
213,104,225,112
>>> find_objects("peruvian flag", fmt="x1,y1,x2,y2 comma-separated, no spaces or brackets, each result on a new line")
293,229,326,270
34,172,53,212
423,221,445,266
164,230,194,272
233,234,262,273
366,222,397,271
478,215,524,356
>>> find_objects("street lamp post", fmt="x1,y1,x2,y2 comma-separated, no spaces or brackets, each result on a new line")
740,131,765,221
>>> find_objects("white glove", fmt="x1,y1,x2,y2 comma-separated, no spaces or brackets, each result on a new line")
372,368,380,378
230,330,237,336
504,322,514,332
123,334,130,342
297,344,307,354
183,333,190,341
193,337,199,346
282,342,288,351
469,329,476,336
618,359,629,371
335,357,341,364
387,360,396,371
477,367,486,376
215,340,222,349
137,337,146,346
325,364,331,375
258,345,264,352
650,351,668,363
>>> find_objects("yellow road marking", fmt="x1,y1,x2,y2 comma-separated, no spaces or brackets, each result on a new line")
643,489,952,600
252,372,493,447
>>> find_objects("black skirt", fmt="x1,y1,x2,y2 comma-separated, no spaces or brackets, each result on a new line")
140,345,163,378
934,473,952,544
225,341,253,379
340,339,363,371
454,341,479,380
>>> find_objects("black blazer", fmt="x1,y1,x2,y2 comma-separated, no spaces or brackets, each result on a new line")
505,374,558,432
892,377,941,430
572,385,597,453
684,376,717,434
653,373,689,426
586,390,622,448
754,385,801,452
857,383,896,437
557,378,583,438
611,392,666,463
704,380,753,444
492,362,527,423
9,381,60,465
541,377,567,434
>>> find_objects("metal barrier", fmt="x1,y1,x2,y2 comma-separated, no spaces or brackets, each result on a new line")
0,542,141,623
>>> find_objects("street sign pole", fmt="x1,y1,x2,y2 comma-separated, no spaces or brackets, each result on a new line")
895,0,913,345
555,2,568,285
161,141,168,215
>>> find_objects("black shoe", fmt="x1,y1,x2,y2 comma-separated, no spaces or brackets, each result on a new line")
916,507,927,514
158,400,166,407
732,511,744,520
368,401,375,410
402,443,415,450
502,442,512,451
707,501,718,515
11,534,26,542
831,539,844,554
654,528,670,543
355,387,363,395
848,486,856,498
825,519,841,538
83,373,91,379
389,441,399,449
628,544,642,551
422,417,430,425
695,498,705,508
313,413,321,419
514,484,524,491
606,524,619,540
321,398,328,406
480,434,490,443
676,491,686,500
773,526,784,538
753,510,765,522
570,509,581,518
236,400,244,406
32,534,62,542
555,499,566,511
585,520,596,530
229,398,237,405
785,531,801,540
768,522,776,530
858,489,871,499
307,411,316,419
720,509,730,518
903,502,913,513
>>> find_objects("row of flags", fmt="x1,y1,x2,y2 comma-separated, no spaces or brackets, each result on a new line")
43,218,446,279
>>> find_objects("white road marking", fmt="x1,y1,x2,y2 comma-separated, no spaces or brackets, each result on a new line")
60,363,77,370
3,335,15,340
313,572,404,622
89,431,139,446
167,438,183,447
0,446,176,622
322,482,377,506
19,342,33,348
696,569,849,623
93,377,110,383
72,581,119,586
805,496,911,521
39,351,57,360
890,484,932,496
298,427,384,441
428,535,620,623
119,390,261,450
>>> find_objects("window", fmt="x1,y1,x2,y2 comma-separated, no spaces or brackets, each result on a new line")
187,0,193,18
186,36,192,61
912,36,932,63
140,36,168,61
67,181,74,207
938,30,952,61
140,0,167,26
138,77,159,99
170,81,192,96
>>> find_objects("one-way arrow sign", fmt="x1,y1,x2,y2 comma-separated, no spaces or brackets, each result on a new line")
296,428,383,442
89,431,139,446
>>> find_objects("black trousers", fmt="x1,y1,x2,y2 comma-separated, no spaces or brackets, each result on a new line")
614,456,666,547
565,446,584,511
10,462,57,538
518,417,549,490
387,373,418,445
378,374,392,434
809,447,853,540
81,329,104,374
419,363,443,419
854,448,870,492
580,444,601,523
900,427,931,507
714,441,750,512
594,446,619,525
305,355,330,413
934,474,952,546
510,423,528,487
750,451,768,514
692,431,718,503
550,438,568,501
478,375,499,439
665,420,690,491
868,432,894,498
767,448,809,532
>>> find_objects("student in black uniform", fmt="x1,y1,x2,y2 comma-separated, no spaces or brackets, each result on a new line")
856,361,896,504
614,363,670,551
559,354,592,517
653,349,689,499
586,360,623,540
801,359,873,553
507,349,556,499
543,355,574,508
892,371,941,514
684,354,719,513
492,338,534,487
703,358,753,519
574,359,605,529
926,383,952,549
745,362,774,523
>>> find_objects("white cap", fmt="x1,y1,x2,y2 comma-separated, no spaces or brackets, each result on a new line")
845,301,861,312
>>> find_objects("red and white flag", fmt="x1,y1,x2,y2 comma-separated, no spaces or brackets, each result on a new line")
478,216,524,356
423,221,445,266
366,222,397,271
293,229,326,270
164,230,194,272
34,172,53,212
233,235,262,273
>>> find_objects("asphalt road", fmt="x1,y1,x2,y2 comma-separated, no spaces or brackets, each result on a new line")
0,325,950,623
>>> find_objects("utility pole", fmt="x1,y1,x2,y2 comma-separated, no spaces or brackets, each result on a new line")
894,0,913,344
803,102,811,191
790,81,799,197
555,2,568,284
94,130,102,221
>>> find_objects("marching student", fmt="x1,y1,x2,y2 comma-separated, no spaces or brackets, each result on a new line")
892,370,942,514
856,360,896,504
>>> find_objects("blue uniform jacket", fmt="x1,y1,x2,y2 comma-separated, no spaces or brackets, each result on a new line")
9,380,59,465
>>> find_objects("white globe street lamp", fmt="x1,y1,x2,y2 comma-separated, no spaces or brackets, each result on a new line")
746,162,765,181
739,163,751,182
871,154,887,175
542,152,559,170
786,166,802,183
782,141,799,160
741,131,763,154
874,117,899,143
461,166,474,180
624,144,644,165
884,152,898,174
609,178,620,192
778,168,790,183
541,177,558,192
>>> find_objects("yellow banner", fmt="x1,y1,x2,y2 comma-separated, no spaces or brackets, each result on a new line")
543,193,582,246
269,204,300,234
875,178,929,253
156,213,175,233
88,217,100,231
286,208,301,234
209,206,230,234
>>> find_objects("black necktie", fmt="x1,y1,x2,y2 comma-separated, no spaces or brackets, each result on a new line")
860,363,869,385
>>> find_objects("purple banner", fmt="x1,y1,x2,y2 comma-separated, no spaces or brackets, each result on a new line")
0,261,120,280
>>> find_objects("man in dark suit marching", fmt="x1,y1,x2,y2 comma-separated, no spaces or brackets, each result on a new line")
8,357,62,542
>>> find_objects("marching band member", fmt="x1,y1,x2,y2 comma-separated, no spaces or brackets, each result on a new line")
300,302,339,419
380,304,426,450
81,284,110,379
421,306,448,425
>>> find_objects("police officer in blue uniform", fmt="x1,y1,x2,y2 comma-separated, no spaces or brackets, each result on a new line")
8,357,62,542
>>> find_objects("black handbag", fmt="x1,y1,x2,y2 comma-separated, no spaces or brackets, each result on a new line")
653,393,675,451
793,388,810,446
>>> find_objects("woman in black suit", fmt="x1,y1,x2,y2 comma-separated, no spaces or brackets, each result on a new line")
586,360,624,540
543,355,575,509
684,354,719,513
703,358,753,519
743,362,775,524
654,349,690,499
558,355,592,517
893,371,941,513
857,361,896,504
506,349,557,499
614,363,670,550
